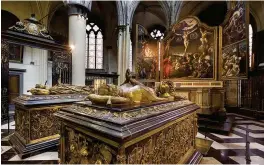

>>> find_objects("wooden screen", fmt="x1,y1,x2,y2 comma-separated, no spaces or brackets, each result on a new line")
52,51,72,85
1,39,9,121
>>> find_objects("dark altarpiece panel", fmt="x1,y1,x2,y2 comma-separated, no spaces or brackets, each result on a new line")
51,51,72,85
135,24,159,82
161,17,217,81
220,1,249,79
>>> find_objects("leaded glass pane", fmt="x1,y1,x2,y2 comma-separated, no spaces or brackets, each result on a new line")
97,51,103,58
85,34,88,68
96,38,103,45
129,39,132,71
96,45,102,51
89,50,95,57
89,38,95,44
89,31,95,38
86,22,104,70
89,56,95,63
249,24,253,68
89,64,95,69
85,54,88,68
86,25,91,31
97,32,103,39
94,25,99,31
89,44,95,51
97,57,103,63
96,64,102,69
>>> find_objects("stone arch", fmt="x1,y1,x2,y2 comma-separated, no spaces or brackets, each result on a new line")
47,1,64,30
128,1,172,28
249,2,264,32
1,10,20,31
116,1,127,26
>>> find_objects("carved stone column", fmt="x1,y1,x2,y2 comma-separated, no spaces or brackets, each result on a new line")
64,0,91,85
117,25,126,85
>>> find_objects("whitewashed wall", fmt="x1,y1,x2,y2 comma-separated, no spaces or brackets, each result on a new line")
9,46,49,94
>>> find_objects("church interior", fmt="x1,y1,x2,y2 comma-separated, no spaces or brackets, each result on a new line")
1,0,264,164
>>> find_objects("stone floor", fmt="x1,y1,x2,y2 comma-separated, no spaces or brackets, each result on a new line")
1,113,264,164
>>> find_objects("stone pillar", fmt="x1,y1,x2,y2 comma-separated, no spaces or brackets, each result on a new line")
39,49,48,85
117,25,131,85
117,25,126,85
65,1,90,85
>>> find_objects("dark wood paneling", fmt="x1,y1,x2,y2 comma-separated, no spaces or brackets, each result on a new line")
1,39,9,121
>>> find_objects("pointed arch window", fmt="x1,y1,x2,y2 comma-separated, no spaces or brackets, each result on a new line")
129,39,133,71
86,23,103,69
249,24,253,68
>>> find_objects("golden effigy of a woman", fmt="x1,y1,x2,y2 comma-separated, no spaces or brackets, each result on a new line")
87,69,166,105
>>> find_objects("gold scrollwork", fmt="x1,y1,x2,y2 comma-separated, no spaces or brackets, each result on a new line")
15,108,30,143
126,115,196,164
68,100,193,124
65,128,116,164
30,108,61,141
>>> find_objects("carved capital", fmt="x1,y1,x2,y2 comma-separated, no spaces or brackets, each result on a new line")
117,25,126,32
63,0,92,17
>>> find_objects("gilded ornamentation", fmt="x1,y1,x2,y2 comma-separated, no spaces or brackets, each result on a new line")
15,108,30,143
16,94,86,102
49,84,94,95
126,115,195,164
65,100,193,124
30,108,61,141
9,14,53,40
88,69,166,105
65,128,116,164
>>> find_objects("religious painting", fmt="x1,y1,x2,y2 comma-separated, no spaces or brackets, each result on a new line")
220,1,249,79
9,43,23,63
161,17,217,81
135,24,159,81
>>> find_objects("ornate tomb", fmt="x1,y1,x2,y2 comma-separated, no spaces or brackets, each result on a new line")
9,94,87,158
55,99,202,163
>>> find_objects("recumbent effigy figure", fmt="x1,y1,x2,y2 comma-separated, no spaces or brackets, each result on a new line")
87,69,166,105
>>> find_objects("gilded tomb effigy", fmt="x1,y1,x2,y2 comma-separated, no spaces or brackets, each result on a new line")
55,69,202,164
9,84,93,158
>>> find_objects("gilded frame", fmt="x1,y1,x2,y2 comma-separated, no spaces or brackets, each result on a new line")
160,16,218,82
135,24,159,83
219,1,249,80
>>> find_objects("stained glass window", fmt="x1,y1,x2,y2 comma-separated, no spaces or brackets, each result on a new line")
249,24,253,68
129,39,133,71
86,22,103,69
150,29,164,40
